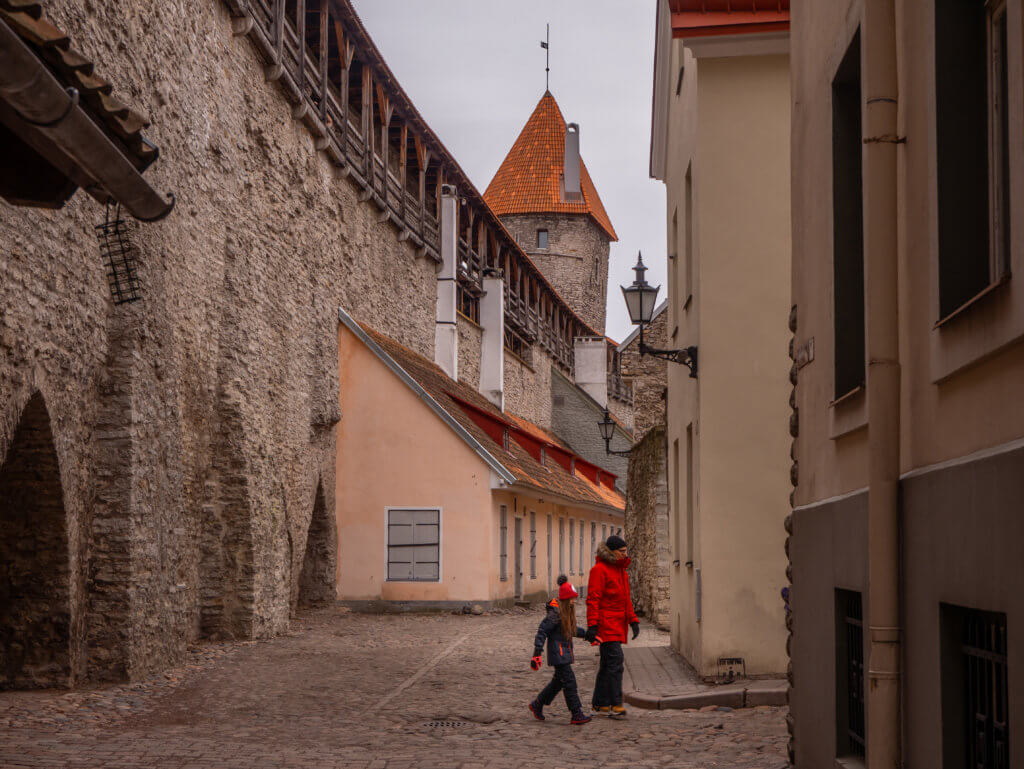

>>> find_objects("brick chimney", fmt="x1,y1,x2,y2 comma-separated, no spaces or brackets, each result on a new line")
435,185,458,381
478,270,504,410
563,122,582,202
573,336,607,406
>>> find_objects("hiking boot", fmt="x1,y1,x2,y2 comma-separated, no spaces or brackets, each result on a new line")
528,700,545,721
592,705,612,715
570,712,593,725
609,705,627,718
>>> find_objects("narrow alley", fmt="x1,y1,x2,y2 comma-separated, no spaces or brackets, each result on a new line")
0,609,787,769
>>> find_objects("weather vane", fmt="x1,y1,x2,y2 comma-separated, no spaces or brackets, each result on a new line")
540,23,550,91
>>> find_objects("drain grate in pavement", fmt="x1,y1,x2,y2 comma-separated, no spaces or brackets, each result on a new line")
423,720,474,729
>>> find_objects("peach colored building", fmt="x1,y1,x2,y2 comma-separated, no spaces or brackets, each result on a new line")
336,309,624,608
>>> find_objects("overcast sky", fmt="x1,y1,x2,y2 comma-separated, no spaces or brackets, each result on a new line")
351,0,667,343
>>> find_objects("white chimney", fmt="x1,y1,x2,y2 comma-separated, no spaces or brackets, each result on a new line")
573,336,607,406
478,271,505,410
434,185,458,381
563,122,582,202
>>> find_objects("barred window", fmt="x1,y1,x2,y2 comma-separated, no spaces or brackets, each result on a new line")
499,505,508,581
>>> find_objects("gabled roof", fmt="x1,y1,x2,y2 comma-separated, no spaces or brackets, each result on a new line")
339,309,625,513
484,91,618,242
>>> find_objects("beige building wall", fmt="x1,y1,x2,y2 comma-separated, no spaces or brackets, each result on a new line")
336,323,625,606
490,491,625,604
660,37,791,677
336,323,494,603
789,2,1024,766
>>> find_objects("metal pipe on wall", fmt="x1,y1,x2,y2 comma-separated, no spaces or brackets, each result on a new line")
862,0,902,766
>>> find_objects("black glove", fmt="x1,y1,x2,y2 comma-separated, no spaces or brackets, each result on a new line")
585,626,599,643
631,622,640,640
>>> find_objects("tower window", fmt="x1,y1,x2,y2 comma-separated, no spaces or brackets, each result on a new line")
537,229,549,249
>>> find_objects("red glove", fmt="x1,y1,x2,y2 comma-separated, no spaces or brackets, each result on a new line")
530,655,543,671
590,636,603,647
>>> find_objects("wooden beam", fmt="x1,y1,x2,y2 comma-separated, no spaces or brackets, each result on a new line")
399,122,408,220
273,0,285,65
319,1,329,122
296,0,306,93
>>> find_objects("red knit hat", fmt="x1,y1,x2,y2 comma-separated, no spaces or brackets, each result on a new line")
557,575,578,601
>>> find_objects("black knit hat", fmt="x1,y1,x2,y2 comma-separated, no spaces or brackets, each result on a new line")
606,535,627,551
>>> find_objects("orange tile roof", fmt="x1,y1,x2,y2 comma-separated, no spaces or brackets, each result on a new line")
356,322,625,513
484,91,618,242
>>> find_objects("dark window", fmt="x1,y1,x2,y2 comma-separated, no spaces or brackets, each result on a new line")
836,589,865,758
942,604,1009,769
457,284,479,323
832,30,865,399
537,229,549,249
504,327,532,363
935,0,1011,320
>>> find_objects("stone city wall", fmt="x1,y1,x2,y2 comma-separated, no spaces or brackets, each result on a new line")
620,308,668,439
625,426,671,630
499,214,610,335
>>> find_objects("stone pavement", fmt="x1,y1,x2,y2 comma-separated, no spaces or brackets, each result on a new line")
623,636,787,710
0,607,788,768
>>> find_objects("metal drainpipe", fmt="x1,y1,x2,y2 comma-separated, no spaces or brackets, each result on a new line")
862,0,902,766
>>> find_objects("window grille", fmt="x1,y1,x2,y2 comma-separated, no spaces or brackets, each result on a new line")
964,609,1009,769
387,509,440,582
499,506,508,581
529,512,537,579
836,589,865,758
569,519,575,574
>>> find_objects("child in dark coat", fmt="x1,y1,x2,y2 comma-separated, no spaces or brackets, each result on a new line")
528,575,592,725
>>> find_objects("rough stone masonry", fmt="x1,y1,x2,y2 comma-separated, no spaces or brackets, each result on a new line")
0,0,459,687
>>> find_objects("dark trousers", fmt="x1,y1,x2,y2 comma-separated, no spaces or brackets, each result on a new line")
537,663,582,715
592,641,624,707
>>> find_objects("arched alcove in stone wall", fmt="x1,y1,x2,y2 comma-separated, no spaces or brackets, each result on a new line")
296,482,336,608
0,392,72,689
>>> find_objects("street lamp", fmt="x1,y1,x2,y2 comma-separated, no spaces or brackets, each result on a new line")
621,252,698,378
598,408,633,457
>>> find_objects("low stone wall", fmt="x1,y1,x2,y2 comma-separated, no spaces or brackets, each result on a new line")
625,427,671,630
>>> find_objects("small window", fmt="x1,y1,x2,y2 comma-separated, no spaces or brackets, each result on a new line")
835,589,865,759
537,229,549,249
942,604,1009,769
457,284,480,324
590,522,597,562
387,509,440,582
935,0,1011,320
832,30,865,399
602,523,607,543
529,512,537,579
499,506,508,581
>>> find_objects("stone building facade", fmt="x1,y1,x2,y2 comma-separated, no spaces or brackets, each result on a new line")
501,213,610,335
0,0,625,689
624,426,671,630
619,300,668,439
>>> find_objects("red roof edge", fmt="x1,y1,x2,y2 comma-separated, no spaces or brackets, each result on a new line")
671,11,790,38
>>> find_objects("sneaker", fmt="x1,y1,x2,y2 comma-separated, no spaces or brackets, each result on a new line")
609,705,627,718
528,700,545,721
592,705,611,715
570,713,592,725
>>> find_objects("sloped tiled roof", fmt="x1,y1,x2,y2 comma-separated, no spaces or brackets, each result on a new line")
484,91,618,242
1,0,158,170
350,318,624,513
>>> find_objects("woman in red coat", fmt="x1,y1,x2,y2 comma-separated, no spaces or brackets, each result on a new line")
585,535,639,717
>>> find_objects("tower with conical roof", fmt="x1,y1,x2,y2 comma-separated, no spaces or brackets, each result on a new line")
485,92,618,334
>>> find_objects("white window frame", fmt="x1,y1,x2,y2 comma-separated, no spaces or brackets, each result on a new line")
385,507,442,583
499,505,508,582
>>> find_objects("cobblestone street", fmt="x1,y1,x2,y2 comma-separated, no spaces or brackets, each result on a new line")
0,608,787,768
